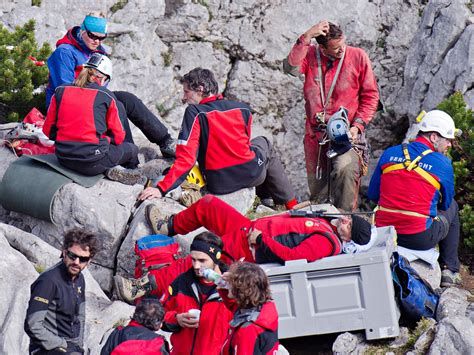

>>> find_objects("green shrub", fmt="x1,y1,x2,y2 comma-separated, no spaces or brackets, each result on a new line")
437,92,474,249
0,20,51,122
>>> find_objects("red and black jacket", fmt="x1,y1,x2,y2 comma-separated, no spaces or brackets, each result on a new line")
219,291,279,355
157,95,264,195
44,83,127,163
251,214,342,264
162,268,233,355
100,320,169,355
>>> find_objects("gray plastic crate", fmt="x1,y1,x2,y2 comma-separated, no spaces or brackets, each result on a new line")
261,226,399,340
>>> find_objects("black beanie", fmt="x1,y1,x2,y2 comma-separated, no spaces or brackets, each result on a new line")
351,215,371,245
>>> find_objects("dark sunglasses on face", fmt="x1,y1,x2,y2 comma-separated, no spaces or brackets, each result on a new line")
83,24,107,41
66,250,91,263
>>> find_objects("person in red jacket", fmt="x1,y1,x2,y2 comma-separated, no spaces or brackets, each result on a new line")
146,194,371,264
138,67,298,209
46,12,176,158
100,298,169,355
43,53,143,183
160,232,233,355
283,21,379,211
219,262,279,355
112,195,371,303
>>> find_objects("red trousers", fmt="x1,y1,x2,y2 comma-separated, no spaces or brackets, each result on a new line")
173,195,255,263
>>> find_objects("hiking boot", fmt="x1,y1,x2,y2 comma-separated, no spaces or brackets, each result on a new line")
105,166,147,185
159,137,176,159
441,269,462,287
114,273,157,303
291,200,311,210
145,204,171,235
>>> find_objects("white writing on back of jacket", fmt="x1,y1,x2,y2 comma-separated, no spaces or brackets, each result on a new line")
388,156,433,171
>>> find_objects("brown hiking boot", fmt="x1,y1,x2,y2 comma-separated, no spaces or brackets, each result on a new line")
145,204,171,235
105,166,147,186
114,273,157,303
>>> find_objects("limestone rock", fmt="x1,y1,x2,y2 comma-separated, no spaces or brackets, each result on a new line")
388,326,410,349
428,316,474,354
410,259,442,291
395,0,472,118
213,187,256,215
436,287,470,321
0,231,37,354
332,332,359,354
413,318,437,354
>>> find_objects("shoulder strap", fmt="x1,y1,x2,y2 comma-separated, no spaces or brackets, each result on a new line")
316,46,346,114
382,144,440,190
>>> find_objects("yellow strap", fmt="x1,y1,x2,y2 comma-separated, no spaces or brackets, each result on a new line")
377,205,431,219
413,167,442,192
406,149,432,171
382,163,405,174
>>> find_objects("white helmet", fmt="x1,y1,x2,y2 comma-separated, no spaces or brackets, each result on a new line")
84,53,113,80
327,107,349,142
418,110,458,139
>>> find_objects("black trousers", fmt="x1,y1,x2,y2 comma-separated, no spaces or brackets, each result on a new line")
58,142,139,176
397,199,460,272
250,136,295,204
114,91,171,145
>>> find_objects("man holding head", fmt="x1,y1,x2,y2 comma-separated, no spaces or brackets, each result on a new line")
284,21,379,211
139,67,298,209
160,232,233,355
24,229,100,354
368,110,462,287
46,13,176,158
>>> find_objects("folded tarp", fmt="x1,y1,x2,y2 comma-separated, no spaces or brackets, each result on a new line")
0,154,103,224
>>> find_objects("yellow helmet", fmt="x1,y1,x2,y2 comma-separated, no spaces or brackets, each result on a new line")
186,164,205,187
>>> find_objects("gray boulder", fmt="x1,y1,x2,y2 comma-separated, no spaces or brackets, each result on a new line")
0,230,37,354
429,287,474,354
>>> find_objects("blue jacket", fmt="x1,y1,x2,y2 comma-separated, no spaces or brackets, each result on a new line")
46,26,106,107
368,136,454,234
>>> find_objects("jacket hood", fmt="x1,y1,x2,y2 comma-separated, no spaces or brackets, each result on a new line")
56,26,106,55
230,302,278,331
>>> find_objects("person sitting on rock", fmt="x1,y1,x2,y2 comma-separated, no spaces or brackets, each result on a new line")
368,110,462,287
219,262,279,355
43,53,145,185
113,194,371,303
137,67,299,209
100,298,169,355
46,12,176,158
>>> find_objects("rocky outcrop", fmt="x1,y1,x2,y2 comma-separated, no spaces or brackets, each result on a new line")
0,228,37,354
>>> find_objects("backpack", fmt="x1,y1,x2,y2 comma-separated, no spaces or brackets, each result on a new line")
134,234,182,279
4,108,55,156
391,252,439,322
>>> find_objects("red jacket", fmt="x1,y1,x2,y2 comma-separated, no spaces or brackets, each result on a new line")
219,213,342,264
157,95,264,195
101,320,169,355
44,83,126,162
287,37,379,131
219,291,279,355
162,268,233,355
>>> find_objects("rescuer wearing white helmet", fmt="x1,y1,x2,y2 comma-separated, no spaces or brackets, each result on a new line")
43,53,146,185
368,109,462,287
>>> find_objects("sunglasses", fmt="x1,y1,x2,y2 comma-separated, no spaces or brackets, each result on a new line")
84,24,107,41
66,250,91,263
